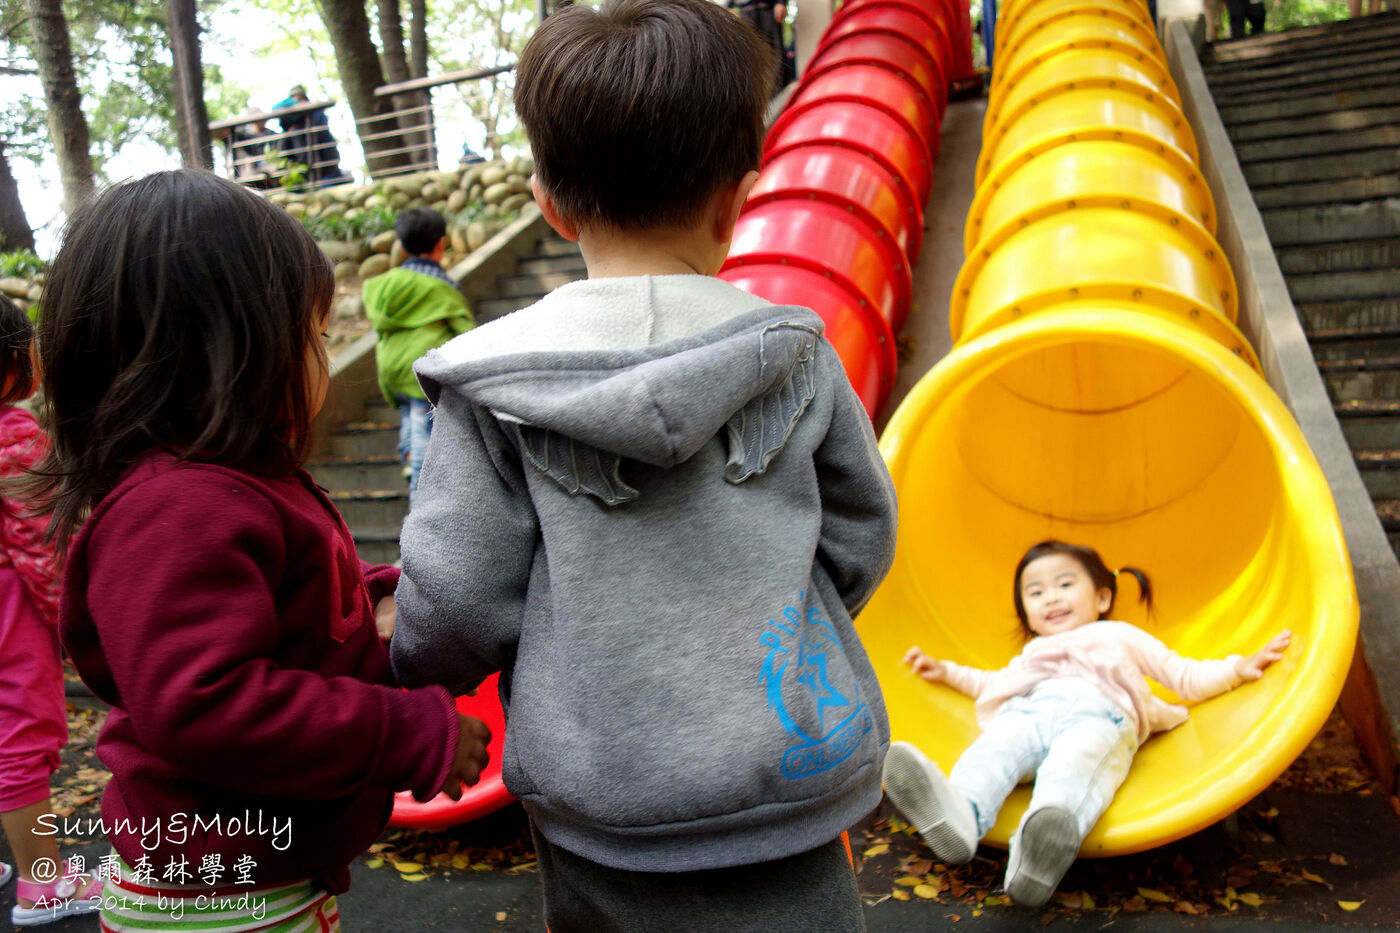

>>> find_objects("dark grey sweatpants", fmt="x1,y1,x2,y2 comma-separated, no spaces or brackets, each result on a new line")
530,825,866,933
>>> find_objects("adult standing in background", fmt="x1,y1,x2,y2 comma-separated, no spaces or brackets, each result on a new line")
273,85,352,188
727,0,789,90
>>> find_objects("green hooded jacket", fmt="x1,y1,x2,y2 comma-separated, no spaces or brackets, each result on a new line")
363,266,475,403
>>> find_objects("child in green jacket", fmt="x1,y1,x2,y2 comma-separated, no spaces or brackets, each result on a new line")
363,209,475,501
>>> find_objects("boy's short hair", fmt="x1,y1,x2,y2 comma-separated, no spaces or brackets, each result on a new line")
515,0,776,232
396,208,448,256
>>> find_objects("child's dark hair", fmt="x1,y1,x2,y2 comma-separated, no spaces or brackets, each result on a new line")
0,294,34,407
31,169,334,552
395,208,448,256
514,0,775,232
1012,540,1154,637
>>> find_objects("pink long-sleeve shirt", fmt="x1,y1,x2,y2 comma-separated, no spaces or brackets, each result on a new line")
0,406,60,624
940,621,1245,743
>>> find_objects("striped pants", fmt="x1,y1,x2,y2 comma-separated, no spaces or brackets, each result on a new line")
97,857,340,933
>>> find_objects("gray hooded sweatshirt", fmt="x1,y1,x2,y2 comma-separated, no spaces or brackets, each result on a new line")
392,276,898,873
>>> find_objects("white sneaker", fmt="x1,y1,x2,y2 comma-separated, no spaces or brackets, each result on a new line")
1005,806,1080,907
882,741,979,864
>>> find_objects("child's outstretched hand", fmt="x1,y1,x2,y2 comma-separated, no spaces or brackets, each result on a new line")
1235,630,1293,681
438,714,492,800
903,645,949,683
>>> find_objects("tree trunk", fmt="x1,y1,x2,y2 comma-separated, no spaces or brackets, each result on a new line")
167,0,213,170
318,0,410,177
376,0,410,85
0,142,36,254
407,0,436,167
23,0,94,216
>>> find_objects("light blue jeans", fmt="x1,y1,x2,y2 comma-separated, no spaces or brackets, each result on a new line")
396,395,433,503
950,678,1139,840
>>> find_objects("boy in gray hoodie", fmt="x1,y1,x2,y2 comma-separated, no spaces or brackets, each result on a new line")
390,0,898,928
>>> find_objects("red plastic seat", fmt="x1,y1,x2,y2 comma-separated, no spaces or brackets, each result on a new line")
786,64,942,161
765,100,934,204
721,263,897,418
751,144,924,261
725,197,912,332
806,31,949,114
389,673,513,831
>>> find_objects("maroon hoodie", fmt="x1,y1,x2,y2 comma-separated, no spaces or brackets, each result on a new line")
60,453,459,894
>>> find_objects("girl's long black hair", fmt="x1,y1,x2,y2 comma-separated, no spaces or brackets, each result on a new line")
29,170,334,554
1012,539,1154,639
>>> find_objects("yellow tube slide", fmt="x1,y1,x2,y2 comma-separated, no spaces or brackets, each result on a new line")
860,0,1358,856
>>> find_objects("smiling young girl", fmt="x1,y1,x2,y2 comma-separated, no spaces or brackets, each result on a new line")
885,540,1290,908
29,170,491,931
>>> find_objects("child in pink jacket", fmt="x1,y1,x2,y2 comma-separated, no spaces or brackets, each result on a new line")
0,293,103,926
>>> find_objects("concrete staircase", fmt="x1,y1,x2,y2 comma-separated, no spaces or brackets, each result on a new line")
1203,10,1400,555
308,228,585,564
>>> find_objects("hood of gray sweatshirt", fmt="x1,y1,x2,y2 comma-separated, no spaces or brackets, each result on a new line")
392,277,897,873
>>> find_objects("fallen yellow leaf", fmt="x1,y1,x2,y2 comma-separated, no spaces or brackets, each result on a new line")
1081,891,1096,910
364,858,383,870
1328,853,1348,866
1301,870,1332,888
894,875,924,886
1237,892,1263,907
399,873,429,882
1138,887,1173,903
863,844,890,857
495,913,508,922
393,861,423,873
451,854,470,870
982,895,1005,906
1338,900,1364,911
913,883,940,899
891,888,911,901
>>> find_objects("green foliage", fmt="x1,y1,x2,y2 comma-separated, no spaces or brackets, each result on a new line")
1265,0,1350,28
0,248,45,277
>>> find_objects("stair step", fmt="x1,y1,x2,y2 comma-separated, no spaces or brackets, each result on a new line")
534,237,581,257
1309,325,1400,361
307,456,408,492
1336,399,1400,448
1233,124,1400,166
1226,105,1400,144
497,270,586,297
1374,498,1400,559
350,527,402,566
1209,66,1400,110
1355,449,1400,500
1251,172,1400,211
1243,147,1400,188
516,253,588,276
476,294,542,323
1206,11,1400,64
1209,56,1400,103
327,489,411,529
1218,83,1400,127
1205,38,1400,88
1286,268,1400,305
328,422,401,459
1275,236,1400,273
1296,298,1400,331
1317,357,1400,402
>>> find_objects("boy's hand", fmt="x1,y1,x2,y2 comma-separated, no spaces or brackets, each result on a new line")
374,595,396,642
438,714,492,800
1235,630,1292,681
903,645,948,683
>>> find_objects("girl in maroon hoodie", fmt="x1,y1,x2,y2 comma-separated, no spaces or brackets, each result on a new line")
0,294,104,927
25,170,491,932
